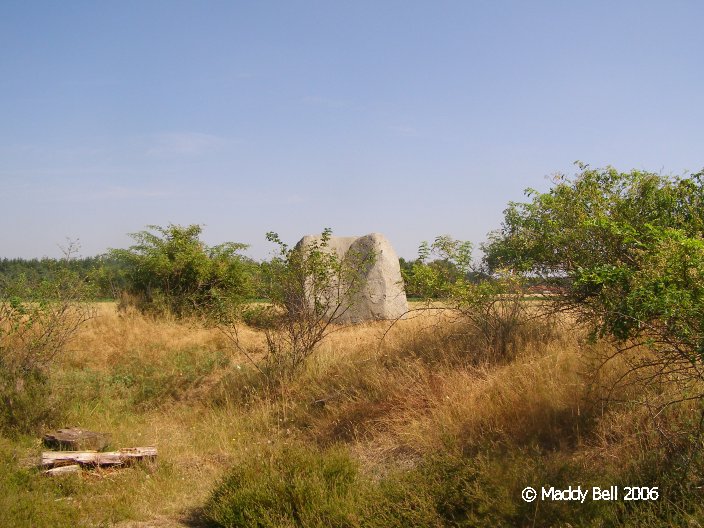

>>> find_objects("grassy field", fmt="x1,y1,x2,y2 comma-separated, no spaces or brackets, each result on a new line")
2,303,703,527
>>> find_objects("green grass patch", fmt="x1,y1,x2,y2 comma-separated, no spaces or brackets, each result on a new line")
108,347,230,409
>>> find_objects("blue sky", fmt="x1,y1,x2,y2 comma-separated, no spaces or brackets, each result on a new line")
1,1,703,260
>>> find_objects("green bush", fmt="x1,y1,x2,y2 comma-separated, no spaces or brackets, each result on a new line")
204,444,361,528
483,165,704,339
110,224,254,317
205,442,704,528
202,445,588,528
484,165,704,403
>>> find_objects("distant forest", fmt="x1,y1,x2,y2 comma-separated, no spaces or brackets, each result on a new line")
0,257,126,299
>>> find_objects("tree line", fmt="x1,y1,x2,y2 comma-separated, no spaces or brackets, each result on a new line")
0,241,475,302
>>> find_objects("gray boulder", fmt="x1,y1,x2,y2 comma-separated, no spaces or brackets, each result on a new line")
296,232,408,324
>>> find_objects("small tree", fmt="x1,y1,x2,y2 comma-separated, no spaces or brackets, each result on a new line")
217,228,375,380
110,224,253,317
0,242,95,434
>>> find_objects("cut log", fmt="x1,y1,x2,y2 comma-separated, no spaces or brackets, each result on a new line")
43,428,110,451
41,447,157,469
44,464,81,476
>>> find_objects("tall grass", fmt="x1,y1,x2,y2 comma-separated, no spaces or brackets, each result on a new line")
1,303,703,526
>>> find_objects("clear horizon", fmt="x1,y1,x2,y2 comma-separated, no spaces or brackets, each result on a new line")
2,1,703,260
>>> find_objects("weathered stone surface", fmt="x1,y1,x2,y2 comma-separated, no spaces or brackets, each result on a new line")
296,232,408,324
43,428,110,451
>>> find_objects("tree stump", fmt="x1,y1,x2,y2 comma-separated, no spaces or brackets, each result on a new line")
43,428,110,451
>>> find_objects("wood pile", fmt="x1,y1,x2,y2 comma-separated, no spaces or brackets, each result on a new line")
40,427,156,476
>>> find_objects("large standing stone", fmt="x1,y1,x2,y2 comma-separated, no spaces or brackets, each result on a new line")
296,232,408,324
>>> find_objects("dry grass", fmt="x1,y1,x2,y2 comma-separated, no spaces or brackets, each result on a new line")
3,302,703,526
65,304,263,370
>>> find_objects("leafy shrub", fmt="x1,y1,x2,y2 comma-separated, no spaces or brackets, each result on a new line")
110,224,254,317
484,165,704,407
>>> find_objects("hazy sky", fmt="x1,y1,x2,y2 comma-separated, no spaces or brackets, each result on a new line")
2,1,703,260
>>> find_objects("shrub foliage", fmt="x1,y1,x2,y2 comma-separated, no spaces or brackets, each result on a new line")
485,164,704,402
110,224,253,317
